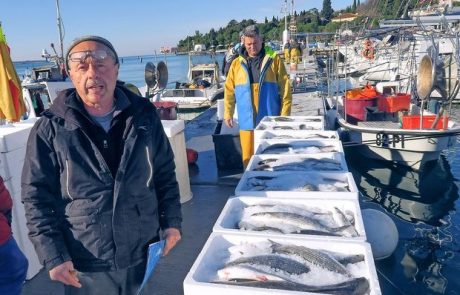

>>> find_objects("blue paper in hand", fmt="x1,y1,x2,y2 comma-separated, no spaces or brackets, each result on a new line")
137,239,165,295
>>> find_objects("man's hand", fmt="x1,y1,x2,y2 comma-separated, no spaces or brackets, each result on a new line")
224,118,234,128
162,228,181,256
49,261,82,288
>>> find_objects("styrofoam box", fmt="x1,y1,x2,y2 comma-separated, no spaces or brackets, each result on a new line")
246,152,348,172
0,122,34,153
161,120,185,137
0,147,27,180
235,171,358,199
254,139,344,155
255,139,344,155
260,116,325,125
255,121,324,135
254,130,339,151
213,196,366,241
183,233,381,295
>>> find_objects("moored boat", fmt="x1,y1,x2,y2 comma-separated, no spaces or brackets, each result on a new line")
156,60,224,110
325,76,460,170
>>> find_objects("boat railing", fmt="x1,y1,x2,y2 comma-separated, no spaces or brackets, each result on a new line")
161,88,207,98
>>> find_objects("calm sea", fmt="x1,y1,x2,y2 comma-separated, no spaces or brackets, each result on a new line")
13,56,460,294
14,53,225,88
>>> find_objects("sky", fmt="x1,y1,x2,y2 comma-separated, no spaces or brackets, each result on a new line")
2,0,352,61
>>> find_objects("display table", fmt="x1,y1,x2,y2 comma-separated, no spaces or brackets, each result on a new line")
0,121,41,280
161,120,193,203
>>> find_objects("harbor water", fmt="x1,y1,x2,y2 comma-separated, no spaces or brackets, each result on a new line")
14,56,460,294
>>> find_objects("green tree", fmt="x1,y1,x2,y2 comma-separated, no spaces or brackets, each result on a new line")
352,0,357,12
321,0,334,21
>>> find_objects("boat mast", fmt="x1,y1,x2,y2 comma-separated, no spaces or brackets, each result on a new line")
56,0,64,62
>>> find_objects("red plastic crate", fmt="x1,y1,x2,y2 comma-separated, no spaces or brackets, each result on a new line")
402,115,449,130
377,93,410,112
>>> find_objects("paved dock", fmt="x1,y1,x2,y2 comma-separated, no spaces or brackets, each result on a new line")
21,91,401,294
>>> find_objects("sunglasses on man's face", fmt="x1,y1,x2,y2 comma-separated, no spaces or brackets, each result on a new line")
68,50,115,65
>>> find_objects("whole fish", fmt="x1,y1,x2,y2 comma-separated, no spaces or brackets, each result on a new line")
333,207,359,237
269,240,352,277
273,125,296,130
213,277,370,295
226,254,310,278
250,212,348,235
254,158,343,172
217,264,287,282
261,143,293,154
272,117,294,122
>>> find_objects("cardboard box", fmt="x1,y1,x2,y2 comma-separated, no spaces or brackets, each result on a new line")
213,196,366,241
184,233,381,295
246,153,348,172
235,171,358,199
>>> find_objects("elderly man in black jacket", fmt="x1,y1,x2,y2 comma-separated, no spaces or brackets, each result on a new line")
21,36,182,295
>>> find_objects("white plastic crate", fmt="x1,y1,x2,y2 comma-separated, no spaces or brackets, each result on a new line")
246,153,348,172
0,147,27,180
0,121,34,153
213,196,366,241
235,171,358,199
255,121,324,136
254,130,339,151
184,233,381,295
255,139,344,155
260,116,325,125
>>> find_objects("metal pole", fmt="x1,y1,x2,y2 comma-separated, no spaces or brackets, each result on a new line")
56,0,64,61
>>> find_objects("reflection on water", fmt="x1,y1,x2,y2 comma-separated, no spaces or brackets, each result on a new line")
346,151,460,294
349,154,458,226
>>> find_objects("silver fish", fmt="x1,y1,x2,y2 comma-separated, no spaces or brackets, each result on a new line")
250,212,348,234
213,277,370,295
333,207,359,237
269,240,352,277
217,264,286,282
272,117,294,122
226,254,310,277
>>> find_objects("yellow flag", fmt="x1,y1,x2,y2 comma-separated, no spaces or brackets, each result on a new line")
0,24,26,122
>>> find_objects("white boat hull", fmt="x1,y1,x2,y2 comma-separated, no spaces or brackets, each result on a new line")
348,130,457,170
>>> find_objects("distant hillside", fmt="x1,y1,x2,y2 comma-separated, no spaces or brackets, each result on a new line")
175,0,422,52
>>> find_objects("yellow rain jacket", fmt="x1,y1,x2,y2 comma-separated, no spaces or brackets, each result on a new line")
224,46,292,130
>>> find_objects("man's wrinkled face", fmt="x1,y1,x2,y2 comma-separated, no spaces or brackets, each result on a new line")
244,36,262,58
67,41,118,109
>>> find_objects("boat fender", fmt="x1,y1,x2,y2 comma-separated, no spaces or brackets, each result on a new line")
362,47,374,60
362,209,398,260
186,148,198,164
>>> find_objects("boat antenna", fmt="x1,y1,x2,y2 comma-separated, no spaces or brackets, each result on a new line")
56,0,65,63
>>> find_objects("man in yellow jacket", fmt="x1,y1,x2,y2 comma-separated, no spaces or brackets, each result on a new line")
224,25,292,168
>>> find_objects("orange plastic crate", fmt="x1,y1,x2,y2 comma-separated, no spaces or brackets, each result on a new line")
377,93,411,112
402,115,449,130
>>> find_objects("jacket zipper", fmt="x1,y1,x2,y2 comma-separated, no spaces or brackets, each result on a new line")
65,160,74,200
145,146,153,187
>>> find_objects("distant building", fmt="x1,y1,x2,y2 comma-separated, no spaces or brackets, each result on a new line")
331,13,358,23
193,44,206,52
160,46,177,54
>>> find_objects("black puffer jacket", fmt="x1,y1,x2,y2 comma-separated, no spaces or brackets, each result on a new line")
21,87,182,272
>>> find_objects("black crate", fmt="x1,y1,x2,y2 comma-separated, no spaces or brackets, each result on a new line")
212,122,243,170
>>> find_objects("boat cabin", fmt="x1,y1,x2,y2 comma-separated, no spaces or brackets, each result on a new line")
22,81,73,119
188,63,220,86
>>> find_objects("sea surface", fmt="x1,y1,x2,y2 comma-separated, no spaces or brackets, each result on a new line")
14,53,225,88
13,56,460,294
